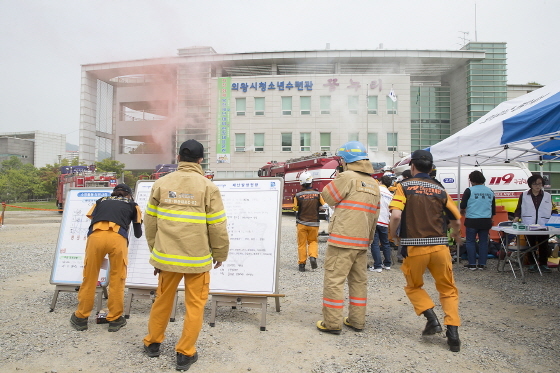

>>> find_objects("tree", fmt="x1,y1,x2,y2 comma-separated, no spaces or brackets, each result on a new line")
95,158,126,178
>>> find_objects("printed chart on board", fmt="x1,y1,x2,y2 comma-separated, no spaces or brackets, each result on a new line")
125,178,282,294
210,178,282,294
50,188,112,285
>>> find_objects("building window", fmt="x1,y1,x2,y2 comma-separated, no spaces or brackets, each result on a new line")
320,133,331,151
300,132,311,152
236,98,246,116
320,96,331,114
348,133,359,142
348,95,359,114
282,96,292,115
300,96,311,115
387,97,398,114
254,133,264,152
368,132,378,152
387,132,398,151
254,97,265,116
281,132,292,151
367,96,378,114
235,133,246,152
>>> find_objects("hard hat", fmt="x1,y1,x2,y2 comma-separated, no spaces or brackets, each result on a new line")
382,165,392,171
336,141,368,163
299,171,313,185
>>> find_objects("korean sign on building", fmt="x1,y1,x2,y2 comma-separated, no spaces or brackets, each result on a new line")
217,77,231,163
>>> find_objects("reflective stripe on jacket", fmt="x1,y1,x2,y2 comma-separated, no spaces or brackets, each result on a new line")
321,160,380,249
144,162,230,273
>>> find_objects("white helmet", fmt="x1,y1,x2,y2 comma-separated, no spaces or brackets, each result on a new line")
382,165,392,172
299,171,313,185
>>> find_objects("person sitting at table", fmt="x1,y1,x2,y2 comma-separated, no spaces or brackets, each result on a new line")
460,171,496,270
513,174,553,273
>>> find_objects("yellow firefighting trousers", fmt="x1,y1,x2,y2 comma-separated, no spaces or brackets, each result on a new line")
322,245,367,330
297,223,319,264
75,230,128,321
143,270,210,356
401,246,461,326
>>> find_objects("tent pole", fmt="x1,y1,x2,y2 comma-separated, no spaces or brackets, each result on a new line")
457,156,461,206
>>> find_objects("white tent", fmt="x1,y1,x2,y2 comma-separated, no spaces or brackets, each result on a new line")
428,80,560,167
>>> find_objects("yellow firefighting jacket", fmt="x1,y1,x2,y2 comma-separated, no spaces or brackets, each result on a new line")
321,160,380,249
145,162,230,273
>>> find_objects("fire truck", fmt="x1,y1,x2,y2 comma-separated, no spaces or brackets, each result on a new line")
56,166,118,211
258,153,342,210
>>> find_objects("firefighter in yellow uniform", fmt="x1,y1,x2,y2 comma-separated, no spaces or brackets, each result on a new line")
70,183,142,332
143,139,230,372
389,149,463,352
317,141,380,334
293,171,326,272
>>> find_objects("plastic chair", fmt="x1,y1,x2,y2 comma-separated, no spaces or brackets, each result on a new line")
496,221,542,282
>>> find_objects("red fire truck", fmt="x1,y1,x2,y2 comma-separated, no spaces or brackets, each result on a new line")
258,153,342,210
56,166,118,211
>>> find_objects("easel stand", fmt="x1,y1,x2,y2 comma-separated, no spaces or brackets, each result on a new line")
124,288,179,322
209,292,285,331
49,285,108,313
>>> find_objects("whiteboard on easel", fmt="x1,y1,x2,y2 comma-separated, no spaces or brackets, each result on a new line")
126,178,283,294
50,188,112,285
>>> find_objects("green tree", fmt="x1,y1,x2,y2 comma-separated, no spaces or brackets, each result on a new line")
0,162,46,202
95,158,126,178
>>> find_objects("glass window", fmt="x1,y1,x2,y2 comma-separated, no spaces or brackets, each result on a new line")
254,97,265,116
348,95,359,114
236,98,246,116
282,96,292,115
235,133,245,152
387,96,398,114
320,132,331,151
254,133,264,152
367,96,378,114
368,132,378,151
387,132,398,151
281,132,292,151
320,96,331,114
348,132,359,142
300,96,311,115
300,132,311,151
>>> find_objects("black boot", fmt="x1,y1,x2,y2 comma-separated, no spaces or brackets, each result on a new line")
299,264,306,272
446,325,461,352
422,308,442,335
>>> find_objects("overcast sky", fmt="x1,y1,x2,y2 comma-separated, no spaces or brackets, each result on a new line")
1,0,558,145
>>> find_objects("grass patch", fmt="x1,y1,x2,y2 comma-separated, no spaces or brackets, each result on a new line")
3,201,59,211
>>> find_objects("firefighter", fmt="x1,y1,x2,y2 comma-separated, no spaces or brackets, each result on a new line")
70,183,142,332
143,139,229,371
317,141,380,334
293,171,327,272
389,150,463,352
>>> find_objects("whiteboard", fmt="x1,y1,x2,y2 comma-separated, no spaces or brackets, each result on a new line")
126,178,283,294
50,188,112,285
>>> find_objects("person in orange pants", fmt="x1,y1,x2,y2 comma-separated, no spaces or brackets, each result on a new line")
70,184,142,332
142,140,230,371
293,171,326,272
389,150,463,352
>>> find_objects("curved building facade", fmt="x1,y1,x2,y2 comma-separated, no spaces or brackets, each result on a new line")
80,42,516,176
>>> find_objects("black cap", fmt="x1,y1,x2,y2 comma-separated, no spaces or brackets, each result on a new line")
114,183,132,195
410,149,433,162
179,139,204,159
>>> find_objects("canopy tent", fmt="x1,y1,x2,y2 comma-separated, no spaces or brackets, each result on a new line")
427,80,560,167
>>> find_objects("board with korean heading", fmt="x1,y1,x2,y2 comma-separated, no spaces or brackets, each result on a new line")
50,188,112,285
126,178,283,294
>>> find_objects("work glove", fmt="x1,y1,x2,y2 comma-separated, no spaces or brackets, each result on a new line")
400,245,408,258
133,223,143,238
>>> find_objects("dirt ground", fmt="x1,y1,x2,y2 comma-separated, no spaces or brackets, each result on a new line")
0,211,559,373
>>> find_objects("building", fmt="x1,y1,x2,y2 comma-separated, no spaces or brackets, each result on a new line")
0,131,66,168
79,42,542,177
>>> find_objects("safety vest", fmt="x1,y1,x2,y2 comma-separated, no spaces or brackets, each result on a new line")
520,190,552,226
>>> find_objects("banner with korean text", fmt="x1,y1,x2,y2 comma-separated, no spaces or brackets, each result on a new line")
217,77,231,163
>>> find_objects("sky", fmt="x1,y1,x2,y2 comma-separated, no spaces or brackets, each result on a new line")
1,0,559,146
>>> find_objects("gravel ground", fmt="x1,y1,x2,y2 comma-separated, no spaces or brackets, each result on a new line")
0,210,559,373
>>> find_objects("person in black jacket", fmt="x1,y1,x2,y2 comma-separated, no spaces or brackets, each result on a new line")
70,183,142,332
